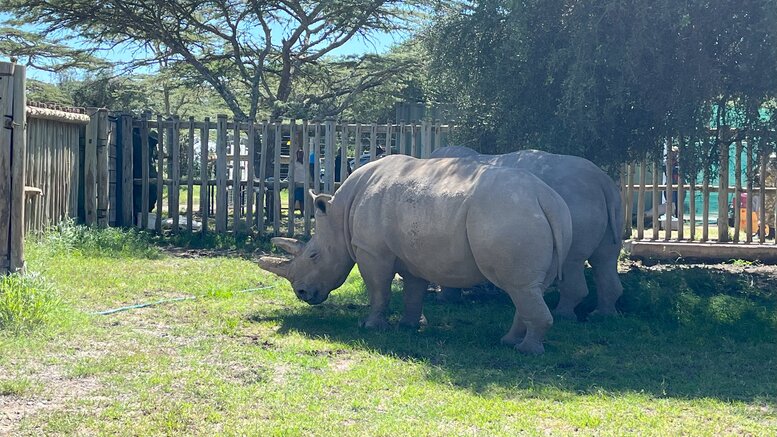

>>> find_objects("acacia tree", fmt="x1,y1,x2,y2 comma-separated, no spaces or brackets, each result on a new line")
1,0,425,119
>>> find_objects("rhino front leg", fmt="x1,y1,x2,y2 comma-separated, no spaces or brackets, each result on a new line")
504,284,553,355
355,248,395,330
399,274,428,329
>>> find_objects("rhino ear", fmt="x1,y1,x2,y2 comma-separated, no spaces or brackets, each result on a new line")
311,192,333,215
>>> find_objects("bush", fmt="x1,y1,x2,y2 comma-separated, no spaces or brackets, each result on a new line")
0,272,60,333
32,219,160,259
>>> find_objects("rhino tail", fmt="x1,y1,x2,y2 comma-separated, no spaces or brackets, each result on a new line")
539,192,572,282
603,179,624,244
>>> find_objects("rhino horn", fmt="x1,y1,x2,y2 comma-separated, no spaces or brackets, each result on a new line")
258,256,292,278
271,237,304,256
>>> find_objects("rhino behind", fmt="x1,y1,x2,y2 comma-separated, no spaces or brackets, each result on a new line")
259,155,572,354
431,146,624,318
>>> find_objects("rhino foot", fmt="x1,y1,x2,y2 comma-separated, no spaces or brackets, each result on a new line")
399,313,427,329
500,333,524,346
516,340,545,355
359,316,390,330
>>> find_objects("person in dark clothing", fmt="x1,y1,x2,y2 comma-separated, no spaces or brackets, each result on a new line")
132,129,159,217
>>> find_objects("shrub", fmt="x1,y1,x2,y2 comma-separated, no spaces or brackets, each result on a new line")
0,272,60,333
31,218,160,259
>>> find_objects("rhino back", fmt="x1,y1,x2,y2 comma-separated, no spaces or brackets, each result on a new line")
340,155,566,287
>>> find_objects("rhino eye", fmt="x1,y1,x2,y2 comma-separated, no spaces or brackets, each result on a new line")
308,251,319,259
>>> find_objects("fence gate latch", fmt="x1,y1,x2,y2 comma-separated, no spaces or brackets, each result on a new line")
3,115,19,130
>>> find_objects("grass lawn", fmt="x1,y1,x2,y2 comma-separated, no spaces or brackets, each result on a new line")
1,226,776,435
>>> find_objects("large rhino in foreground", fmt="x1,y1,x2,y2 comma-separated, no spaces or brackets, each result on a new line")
259,155,572,354
430,146,623,319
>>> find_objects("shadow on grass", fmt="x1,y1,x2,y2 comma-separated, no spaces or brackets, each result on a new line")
248,266,777,402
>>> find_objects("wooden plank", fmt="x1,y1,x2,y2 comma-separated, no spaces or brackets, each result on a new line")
733,141,742,242
324,120,335,194
10,63,26,271
302,120,311,236
273,121,281,235
702,168,710,242
636,159,646,239
313,122,321,193
120,114,134,226
386,123,393,156
689,169,696,241
759,150,767,244
186,117,194,232
287,120,296,237
717,141,729,242
215,114,228,233
369,123,377,161
232,118,242,232
677,145,685,241
623,163,633,238
746,143,753,243
399,121,406,156
353,123,362,171
651,160,659,240
410,123,418,157
170,116,181,234
155,114,164,233
245,121,255,233
340,122,348,183
96,109,109,228
664,141,673,241
84,108,98,225
433,121,442,154
140,114,150,229
199,117,210,234
257,121,268,235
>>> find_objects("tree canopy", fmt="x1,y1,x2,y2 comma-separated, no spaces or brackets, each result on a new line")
426,0,777,165
1,0,428,119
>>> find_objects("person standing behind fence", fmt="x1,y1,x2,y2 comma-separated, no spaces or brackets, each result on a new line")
294,148,307,215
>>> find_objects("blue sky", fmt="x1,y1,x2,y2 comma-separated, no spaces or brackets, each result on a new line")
1,11,407,83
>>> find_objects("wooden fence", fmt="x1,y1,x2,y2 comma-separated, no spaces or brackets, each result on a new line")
118,115,454,238
621,137,777,252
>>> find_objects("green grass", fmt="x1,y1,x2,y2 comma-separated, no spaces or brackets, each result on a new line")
0,225,775,435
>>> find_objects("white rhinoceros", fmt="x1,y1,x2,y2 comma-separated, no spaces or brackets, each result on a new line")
258,154,572,354
430,146,623,318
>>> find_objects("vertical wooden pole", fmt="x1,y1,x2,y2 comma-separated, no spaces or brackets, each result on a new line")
386,123,394,156
96,109,109,228
84,108,98,225
140,114,150,229
716,141,730,242
702,168,710,242
232,118,242,232
273,121,281,236
636,159,646,240
287,119,297,237
733,141,742,242
664,140,673,241
215,114,228,233
0,62,14,274
324,119,335,194
651,159,660,240
746,142,754,243
340,122,348,184
353,123,362,171
9,64,26,272
410,123,418,157
623,163,633,238
399,121,406,156
677,141,685,241
759,149,767,243
245,120,255,233
186,117,194,232
369,123,377,161
155,115,164,233
313,122,321,192
257,121,268,235
169,116,180,233
302,120,311,236
199,117,210,234
120,114,133,227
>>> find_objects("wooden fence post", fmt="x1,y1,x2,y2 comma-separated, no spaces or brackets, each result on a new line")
96,109,109,228
287,119,297,237
272,121,281,235
0,62,13,274
199,117,210,234
257,121,268,235
186,116,194,233
84,108,98,225
215,114,228,233
170,116,180,234
120,113,133,227
232,118,242,233
717,140,730,242
9,63,26,272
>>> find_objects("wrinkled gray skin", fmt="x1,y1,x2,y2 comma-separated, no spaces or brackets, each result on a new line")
430,146,624,318
258,155,572,354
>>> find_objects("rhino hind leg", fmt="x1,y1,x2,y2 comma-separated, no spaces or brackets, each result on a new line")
553,260,589,320
589,239,623,316
399,274,428,329
502,284,552,355
500,307,527,346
